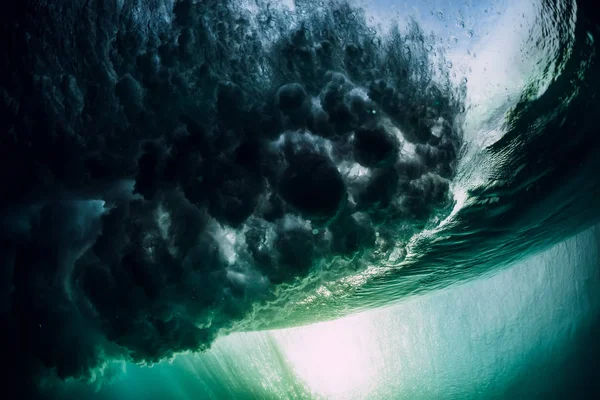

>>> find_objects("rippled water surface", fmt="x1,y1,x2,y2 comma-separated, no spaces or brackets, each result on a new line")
1,0,599,398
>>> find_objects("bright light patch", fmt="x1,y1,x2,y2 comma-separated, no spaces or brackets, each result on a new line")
57,225,600,400
271,312,382,397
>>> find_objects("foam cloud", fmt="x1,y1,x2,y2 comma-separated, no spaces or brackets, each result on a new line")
0,0,463,395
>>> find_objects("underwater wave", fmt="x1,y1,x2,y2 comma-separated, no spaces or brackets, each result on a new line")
1,0,599,397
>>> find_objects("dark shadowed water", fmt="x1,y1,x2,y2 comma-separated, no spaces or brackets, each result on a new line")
1,0,599,398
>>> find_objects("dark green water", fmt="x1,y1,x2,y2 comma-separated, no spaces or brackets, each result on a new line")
1,0,600,398
37,225,600,399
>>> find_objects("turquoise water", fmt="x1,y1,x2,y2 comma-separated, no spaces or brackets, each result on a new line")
2,0,600,398
52,224,600,399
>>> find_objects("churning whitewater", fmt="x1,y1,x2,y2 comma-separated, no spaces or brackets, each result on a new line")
1,0,599,398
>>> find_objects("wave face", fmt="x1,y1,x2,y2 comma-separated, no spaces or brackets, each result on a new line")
1,0,599,396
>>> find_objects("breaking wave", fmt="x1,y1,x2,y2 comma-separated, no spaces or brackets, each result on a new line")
1,0,599,396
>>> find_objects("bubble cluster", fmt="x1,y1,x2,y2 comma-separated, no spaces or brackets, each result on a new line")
0,0,464,393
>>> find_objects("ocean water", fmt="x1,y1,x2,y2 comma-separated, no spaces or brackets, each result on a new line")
44,224,600,399
1,0,599,399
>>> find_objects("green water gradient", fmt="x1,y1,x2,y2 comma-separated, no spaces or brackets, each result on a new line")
53,223,600,399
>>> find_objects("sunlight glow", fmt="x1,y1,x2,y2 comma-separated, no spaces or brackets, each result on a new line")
271,313,382,397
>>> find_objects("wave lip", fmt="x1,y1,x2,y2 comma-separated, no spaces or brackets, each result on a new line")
2,0,600,397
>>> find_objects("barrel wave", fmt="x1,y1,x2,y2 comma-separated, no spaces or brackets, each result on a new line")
1,0,599,398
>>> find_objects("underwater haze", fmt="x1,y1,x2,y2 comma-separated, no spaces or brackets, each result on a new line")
1,0,599,398
40,224,600,399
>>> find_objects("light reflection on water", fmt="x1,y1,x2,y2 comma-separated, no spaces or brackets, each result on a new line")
266,224,600,399
133,223,600,400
